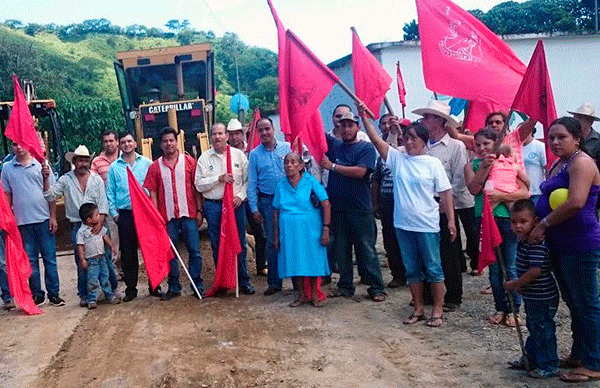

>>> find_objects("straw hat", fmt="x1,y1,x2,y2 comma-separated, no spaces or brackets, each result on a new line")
66,145,93,164
567,103,600,122
412,100,458,127
227,118,246,132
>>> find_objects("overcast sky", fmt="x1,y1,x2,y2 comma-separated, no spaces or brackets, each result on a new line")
2,0,524,62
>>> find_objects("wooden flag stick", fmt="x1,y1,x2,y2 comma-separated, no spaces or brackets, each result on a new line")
336,79,376,119
402,106,406,119
169,238,202,299
383,97,395,116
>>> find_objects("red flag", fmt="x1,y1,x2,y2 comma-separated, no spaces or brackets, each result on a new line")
477,194,503,272
267,0,291,137
298,111,328,162
510,40,558,169
207,146,241,296
0,189,43,315
4,75,44,163
416,0,526,107
396,62,407,109
464,100,504,133
127,167,172,289
245,107,262,153
351,28,392,120
286,30,338,160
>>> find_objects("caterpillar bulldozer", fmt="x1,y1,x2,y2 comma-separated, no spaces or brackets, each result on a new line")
114,44,215,159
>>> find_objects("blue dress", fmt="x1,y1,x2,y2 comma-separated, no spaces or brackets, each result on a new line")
273,173,330,278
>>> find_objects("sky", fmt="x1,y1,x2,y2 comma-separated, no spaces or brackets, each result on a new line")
2,0,524,63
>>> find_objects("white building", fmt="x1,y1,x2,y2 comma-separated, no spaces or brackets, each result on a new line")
319,33,600,131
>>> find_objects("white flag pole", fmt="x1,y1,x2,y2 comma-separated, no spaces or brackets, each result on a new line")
169,238,202,299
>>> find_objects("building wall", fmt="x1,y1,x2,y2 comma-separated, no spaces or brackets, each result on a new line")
319,34,600,131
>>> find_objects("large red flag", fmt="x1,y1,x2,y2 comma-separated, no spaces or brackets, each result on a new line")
511,40,558,169
127,167,172,290
267,0,291,138
4,75,45,163
477,194,503,272
286,30,338,160
464,100,504,133
0,189,43,315
396,62,407,109
298,111,328,162
416,0,526,107
207,146,241,296
245,107,262,153
352,28,392,120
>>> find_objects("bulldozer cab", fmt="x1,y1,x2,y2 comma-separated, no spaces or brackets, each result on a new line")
115,44,215,159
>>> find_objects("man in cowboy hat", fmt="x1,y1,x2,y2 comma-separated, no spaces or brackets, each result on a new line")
227,118,247,151
43,145,117,307
413,100,465,312
569,103,600,161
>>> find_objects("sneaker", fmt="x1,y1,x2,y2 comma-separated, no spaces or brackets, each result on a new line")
149,286,163,298
263,287,281,296
240,285,256,295
108,295,121,305
3,300,16,311
87,301,97,309
387,278,406,288
160,291,181,301
48,295,65,307
79,298,87,308
33,295,45,306
123,294,136,302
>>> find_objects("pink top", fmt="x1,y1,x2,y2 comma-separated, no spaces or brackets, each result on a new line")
488,155,519,193
91,152,118,184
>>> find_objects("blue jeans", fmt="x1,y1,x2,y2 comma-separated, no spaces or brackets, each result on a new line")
19,220,59,299
332,210,385,297
71,222,118,299
554,249,600,370
204,200,251,288
166,217,204,294
524,298,559,373
257,196,281,289
0,233,12,303
395,228,444,285
86,254,114,303
478,217,520,314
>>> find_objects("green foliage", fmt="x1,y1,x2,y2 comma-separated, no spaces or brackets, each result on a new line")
403,20,419,41
215,93,236,125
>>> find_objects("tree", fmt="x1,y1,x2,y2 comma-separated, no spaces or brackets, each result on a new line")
24,23,44,37
165,19,190,33
403,20,419,41
3,20,24,30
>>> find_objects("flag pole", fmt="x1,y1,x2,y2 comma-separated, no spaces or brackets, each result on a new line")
383,97,395,116
235,249,239,298
494,246,529,370
336,80,376,119
169,238,203,299
402,106,406,119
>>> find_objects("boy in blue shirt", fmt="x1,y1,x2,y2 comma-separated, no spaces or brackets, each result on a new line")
504,199,559,378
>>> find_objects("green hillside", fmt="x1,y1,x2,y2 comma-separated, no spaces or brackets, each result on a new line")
0,22,277,153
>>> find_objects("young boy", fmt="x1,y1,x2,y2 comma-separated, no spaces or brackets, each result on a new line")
76,203,120,309
504,199,559,378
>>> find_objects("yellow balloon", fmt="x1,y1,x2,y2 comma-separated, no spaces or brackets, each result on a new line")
549,188,569,210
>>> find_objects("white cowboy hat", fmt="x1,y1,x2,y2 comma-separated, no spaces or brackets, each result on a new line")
226,118,246,132
567,103,600,122
66,145,93,164
412,100,458,127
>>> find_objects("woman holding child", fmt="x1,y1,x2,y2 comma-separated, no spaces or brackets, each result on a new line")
530,117,600,383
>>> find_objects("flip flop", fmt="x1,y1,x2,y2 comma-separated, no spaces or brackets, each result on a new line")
288,299,306,307
403,313,425,325
425,315,443,327
560,370,600,383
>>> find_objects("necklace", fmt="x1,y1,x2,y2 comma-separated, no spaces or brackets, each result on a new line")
554,150,580,175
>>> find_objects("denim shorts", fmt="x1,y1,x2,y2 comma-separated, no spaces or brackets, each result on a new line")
395,228,444,284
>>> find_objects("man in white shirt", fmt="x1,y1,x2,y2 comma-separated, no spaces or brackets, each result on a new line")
195,123,255,294
522,129,546,204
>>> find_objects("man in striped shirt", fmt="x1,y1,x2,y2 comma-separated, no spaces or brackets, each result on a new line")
504,199,559,379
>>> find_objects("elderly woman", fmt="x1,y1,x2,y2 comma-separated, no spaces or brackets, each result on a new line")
273,152,331,307
530,117,600,383
359,104,456,327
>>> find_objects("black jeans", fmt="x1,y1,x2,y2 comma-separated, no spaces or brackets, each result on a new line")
456,207,479,272
116,209,139,298
245,201,266,272
440,213,463,305
379,197,406,282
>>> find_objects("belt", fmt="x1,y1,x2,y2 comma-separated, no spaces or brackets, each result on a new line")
258,192,274,198
204,198,223,203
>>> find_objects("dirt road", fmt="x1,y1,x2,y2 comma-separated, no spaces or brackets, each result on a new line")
0,234,586,388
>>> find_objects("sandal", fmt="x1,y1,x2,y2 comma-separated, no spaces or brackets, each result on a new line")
403,313,425,325
504,313,523,327
372,293,386,302
311,299,324,308
425,315,443,327
527,369,559,379
488,311,506,325
480,285,493,294
328,288,351,298
560,368,600,383
288,299,306,307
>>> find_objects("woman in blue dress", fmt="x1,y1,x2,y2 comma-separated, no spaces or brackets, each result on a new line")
273,152,331,307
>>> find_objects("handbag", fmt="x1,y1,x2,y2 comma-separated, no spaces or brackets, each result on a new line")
310,189,321,209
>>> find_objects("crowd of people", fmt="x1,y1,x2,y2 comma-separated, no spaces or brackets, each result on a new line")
0,100,599,382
